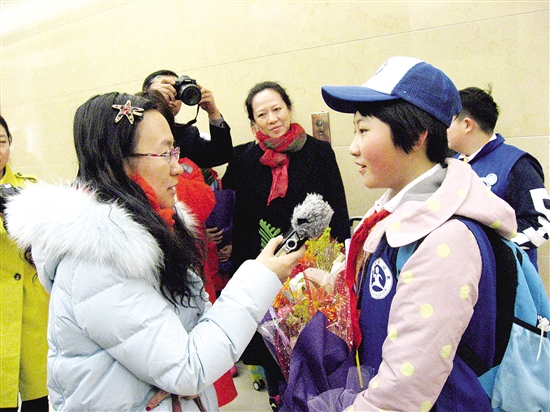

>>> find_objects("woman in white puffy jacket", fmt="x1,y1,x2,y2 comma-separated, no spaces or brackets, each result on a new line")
5,92,304,411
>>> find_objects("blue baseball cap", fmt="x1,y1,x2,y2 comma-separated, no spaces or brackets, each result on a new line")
321,56,461,127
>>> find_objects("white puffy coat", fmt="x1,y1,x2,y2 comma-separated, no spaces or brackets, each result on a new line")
6,183,282,411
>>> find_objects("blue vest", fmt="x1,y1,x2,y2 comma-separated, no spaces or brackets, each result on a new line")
456,134,525,198
358,219,499,411
456,134,541,266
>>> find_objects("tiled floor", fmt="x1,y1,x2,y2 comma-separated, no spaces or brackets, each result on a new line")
220,362,272,412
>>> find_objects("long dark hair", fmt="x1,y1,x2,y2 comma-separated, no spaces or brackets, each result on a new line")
73,92,204,306
135,89,176,133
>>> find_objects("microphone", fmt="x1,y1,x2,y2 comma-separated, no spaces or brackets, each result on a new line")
275,193,334,256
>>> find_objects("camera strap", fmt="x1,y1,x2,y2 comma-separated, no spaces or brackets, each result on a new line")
183,105,200,127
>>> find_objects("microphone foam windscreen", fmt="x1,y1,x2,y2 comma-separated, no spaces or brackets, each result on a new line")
290,193,334,239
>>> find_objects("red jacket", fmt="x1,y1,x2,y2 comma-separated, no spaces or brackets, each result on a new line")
174,158,237,407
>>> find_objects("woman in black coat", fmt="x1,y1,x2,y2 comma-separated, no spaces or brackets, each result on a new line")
222,81,350,411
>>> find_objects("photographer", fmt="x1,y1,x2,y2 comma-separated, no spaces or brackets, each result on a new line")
142,70,234,168
0,116,49,412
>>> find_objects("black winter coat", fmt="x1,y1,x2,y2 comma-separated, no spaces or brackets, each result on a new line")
222,135,350,271
174,121,233,168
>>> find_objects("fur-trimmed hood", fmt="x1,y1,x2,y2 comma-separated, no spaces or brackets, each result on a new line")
5,182,197,292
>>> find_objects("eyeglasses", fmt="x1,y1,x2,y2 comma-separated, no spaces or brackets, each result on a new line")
131,147,180,163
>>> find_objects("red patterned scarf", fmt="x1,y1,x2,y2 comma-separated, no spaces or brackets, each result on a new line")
256,123,307,205
130,173,176,228
346,208,391,347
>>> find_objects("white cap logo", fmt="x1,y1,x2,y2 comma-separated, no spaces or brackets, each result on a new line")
363,56,423,95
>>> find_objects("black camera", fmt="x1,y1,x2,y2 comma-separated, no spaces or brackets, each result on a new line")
174,75,201,106
0,183,21,214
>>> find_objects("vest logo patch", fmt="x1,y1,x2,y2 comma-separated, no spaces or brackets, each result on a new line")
369,257,393,299
481,173,498,189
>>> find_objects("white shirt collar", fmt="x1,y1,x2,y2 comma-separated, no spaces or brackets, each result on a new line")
458,133,497,162
374,163,443,213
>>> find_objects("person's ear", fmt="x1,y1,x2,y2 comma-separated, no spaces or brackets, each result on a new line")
462,116,477,134
414,130,429,151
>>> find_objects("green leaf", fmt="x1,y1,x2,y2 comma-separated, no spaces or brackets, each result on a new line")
259,219,282,248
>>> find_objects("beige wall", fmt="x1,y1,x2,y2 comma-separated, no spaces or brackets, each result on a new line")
1,0,549,291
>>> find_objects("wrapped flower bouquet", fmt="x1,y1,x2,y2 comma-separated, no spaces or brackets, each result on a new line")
259,228,353,380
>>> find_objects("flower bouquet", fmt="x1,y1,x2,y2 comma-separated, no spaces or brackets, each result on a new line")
259,227,353,381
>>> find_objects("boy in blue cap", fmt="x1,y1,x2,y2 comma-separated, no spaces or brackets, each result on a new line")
322,57,516,411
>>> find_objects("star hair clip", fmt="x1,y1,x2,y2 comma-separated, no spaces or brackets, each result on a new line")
112,100,144,124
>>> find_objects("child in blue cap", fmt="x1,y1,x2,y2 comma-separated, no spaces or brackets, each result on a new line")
322,57,517,411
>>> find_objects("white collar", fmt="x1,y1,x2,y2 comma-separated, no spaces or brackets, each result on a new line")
458,133,497,162
374,163,443,213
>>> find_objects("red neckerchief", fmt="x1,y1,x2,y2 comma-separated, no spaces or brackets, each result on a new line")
130,173,175,228
256,123,307,205
346,209,391,348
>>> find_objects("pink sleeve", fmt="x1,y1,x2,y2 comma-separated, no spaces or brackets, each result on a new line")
349,219,482,411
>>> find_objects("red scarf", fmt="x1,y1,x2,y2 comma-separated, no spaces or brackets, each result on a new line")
256,123,307,205
346,209,391,347
130,173,176,228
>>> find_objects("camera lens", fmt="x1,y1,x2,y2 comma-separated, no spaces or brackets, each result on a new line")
179,85,202,106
